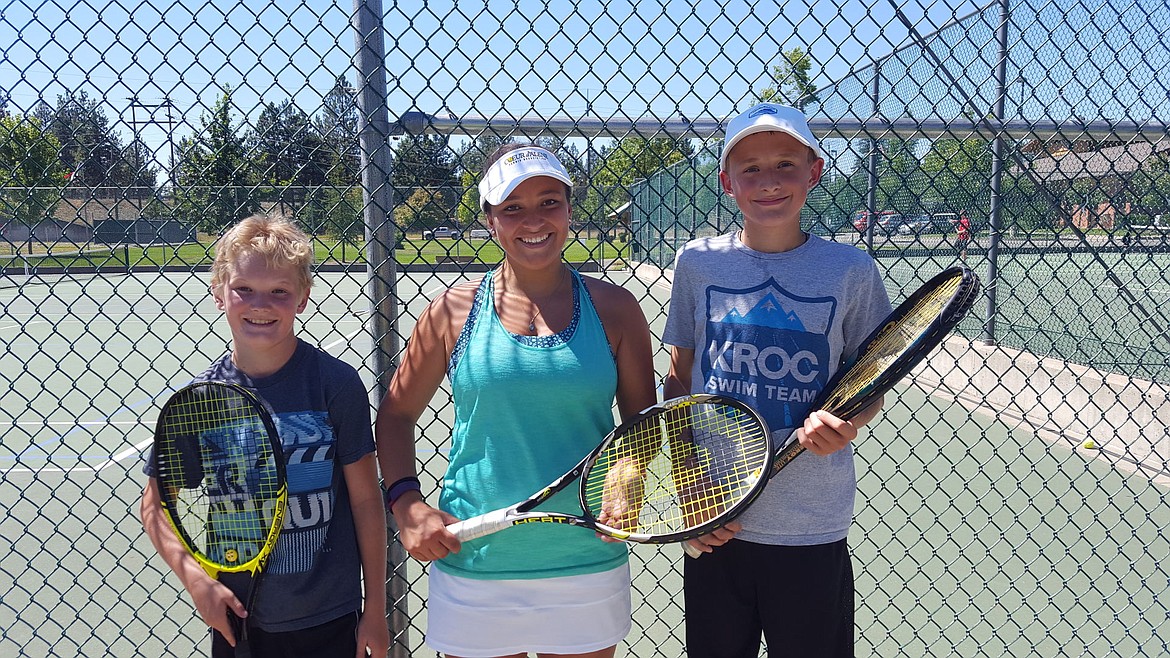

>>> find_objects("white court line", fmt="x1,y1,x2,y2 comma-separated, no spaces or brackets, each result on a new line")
1,319,47,332
6,465,97,474
10,419,142,427
321,325,367,352
93,436,155,473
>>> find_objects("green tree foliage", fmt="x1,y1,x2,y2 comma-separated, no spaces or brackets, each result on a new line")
315,76,360,187
393,187,449,232
592,137,695,225
879,137,927,213
173,88,259,232
454,135,508,228
920,137,992,214
249,99,329,189
1128,151,1170,223
32,90,147,188
457,134,508,181
392,134,455,190
456,170,480,228
0,115,66,222
757,47,820,110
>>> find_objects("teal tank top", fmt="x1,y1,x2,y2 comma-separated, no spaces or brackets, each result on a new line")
436,269,628,580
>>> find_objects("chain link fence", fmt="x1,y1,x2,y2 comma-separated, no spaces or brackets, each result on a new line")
2,0,1167,655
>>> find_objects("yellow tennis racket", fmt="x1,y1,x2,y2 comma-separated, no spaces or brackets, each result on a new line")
153,382,286,657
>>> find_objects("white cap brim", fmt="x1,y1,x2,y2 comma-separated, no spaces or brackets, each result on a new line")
478,147,574,207
720,103,823,171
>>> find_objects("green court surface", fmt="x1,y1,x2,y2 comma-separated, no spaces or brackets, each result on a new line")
1,268,1165,656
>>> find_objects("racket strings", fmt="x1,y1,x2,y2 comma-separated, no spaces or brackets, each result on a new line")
156,389,282,566
582,402,770,537
822,276,962,410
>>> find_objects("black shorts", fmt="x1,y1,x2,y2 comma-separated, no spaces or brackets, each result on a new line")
211,611,358,658
684,538,854,658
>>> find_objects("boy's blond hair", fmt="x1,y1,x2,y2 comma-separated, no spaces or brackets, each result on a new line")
211,214,314,292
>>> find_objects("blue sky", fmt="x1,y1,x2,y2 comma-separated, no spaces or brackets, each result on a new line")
2,0,1165,177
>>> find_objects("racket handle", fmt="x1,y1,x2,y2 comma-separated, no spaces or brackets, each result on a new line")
447,508,513,542
683,542,703,559
229,611,251,658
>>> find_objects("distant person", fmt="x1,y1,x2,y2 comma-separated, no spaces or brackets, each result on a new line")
662,103,893,657
374,144,657,657
956,211,972,262
140,214,389,658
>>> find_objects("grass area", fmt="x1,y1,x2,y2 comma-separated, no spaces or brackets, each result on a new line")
0,236,631,270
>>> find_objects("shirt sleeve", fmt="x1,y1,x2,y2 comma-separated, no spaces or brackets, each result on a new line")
662,245,697,350
328,366,375,466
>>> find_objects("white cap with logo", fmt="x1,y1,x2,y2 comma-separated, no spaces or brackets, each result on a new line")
720,103,823,171
478,147,574,207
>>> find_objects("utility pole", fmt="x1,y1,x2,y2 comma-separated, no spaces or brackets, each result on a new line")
126,96,178,194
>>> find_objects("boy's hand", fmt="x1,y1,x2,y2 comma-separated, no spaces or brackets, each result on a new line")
682,520,742,554
355,609,391,658
797,409,859,456
186,573,246,646
392,494,462,561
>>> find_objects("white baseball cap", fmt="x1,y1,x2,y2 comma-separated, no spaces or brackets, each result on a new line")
720,103,823,171
478,146,574,207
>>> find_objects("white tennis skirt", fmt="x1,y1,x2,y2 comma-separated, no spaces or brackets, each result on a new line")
425,563,633,657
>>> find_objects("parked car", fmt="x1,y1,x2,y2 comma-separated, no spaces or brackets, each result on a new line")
896,213,958,235
896,214,933,234
468,228,491,239
852,210,902,233
423,226,461,240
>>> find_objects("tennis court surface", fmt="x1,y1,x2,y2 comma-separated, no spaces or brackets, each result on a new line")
2,266,1166,656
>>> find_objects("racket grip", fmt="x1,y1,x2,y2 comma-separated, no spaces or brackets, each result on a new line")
229,611,251,658
447,508,513,542
683,542,703,559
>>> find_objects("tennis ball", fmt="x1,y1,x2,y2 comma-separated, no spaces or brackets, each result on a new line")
1082,439,1097,450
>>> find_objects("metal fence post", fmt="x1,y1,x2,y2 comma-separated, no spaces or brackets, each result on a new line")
352,1,408,655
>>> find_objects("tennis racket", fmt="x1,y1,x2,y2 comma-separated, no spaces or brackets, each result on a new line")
446,394,772,545
684,266,980,557
152,381,287,657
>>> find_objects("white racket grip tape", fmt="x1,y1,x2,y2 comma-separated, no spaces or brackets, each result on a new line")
447,509,514,542
683,541,703,559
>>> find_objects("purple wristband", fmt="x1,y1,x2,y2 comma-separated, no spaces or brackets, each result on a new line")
383,476,421,510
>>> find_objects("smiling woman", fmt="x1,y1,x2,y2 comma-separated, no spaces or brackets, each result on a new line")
373,143,658,658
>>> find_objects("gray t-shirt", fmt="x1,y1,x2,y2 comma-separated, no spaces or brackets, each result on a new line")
145,338,375,632
663,232,892,545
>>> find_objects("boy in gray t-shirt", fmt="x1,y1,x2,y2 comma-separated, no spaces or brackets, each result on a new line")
662,103,892,657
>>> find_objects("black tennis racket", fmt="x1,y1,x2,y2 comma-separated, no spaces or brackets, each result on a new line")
684,266,980,557
152,381,287,657
446,394,773,545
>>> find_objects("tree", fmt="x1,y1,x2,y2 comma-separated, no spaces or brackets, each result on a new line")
33,90,131,187
249,99,329,190
393,187,449,232
456,133,508,180
591,137,695,225
757,47,819,110
173,87,259,232
0,115,66,222
455,170,480,228
920,136,992,213
315,77,361,191
391,134,455,190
